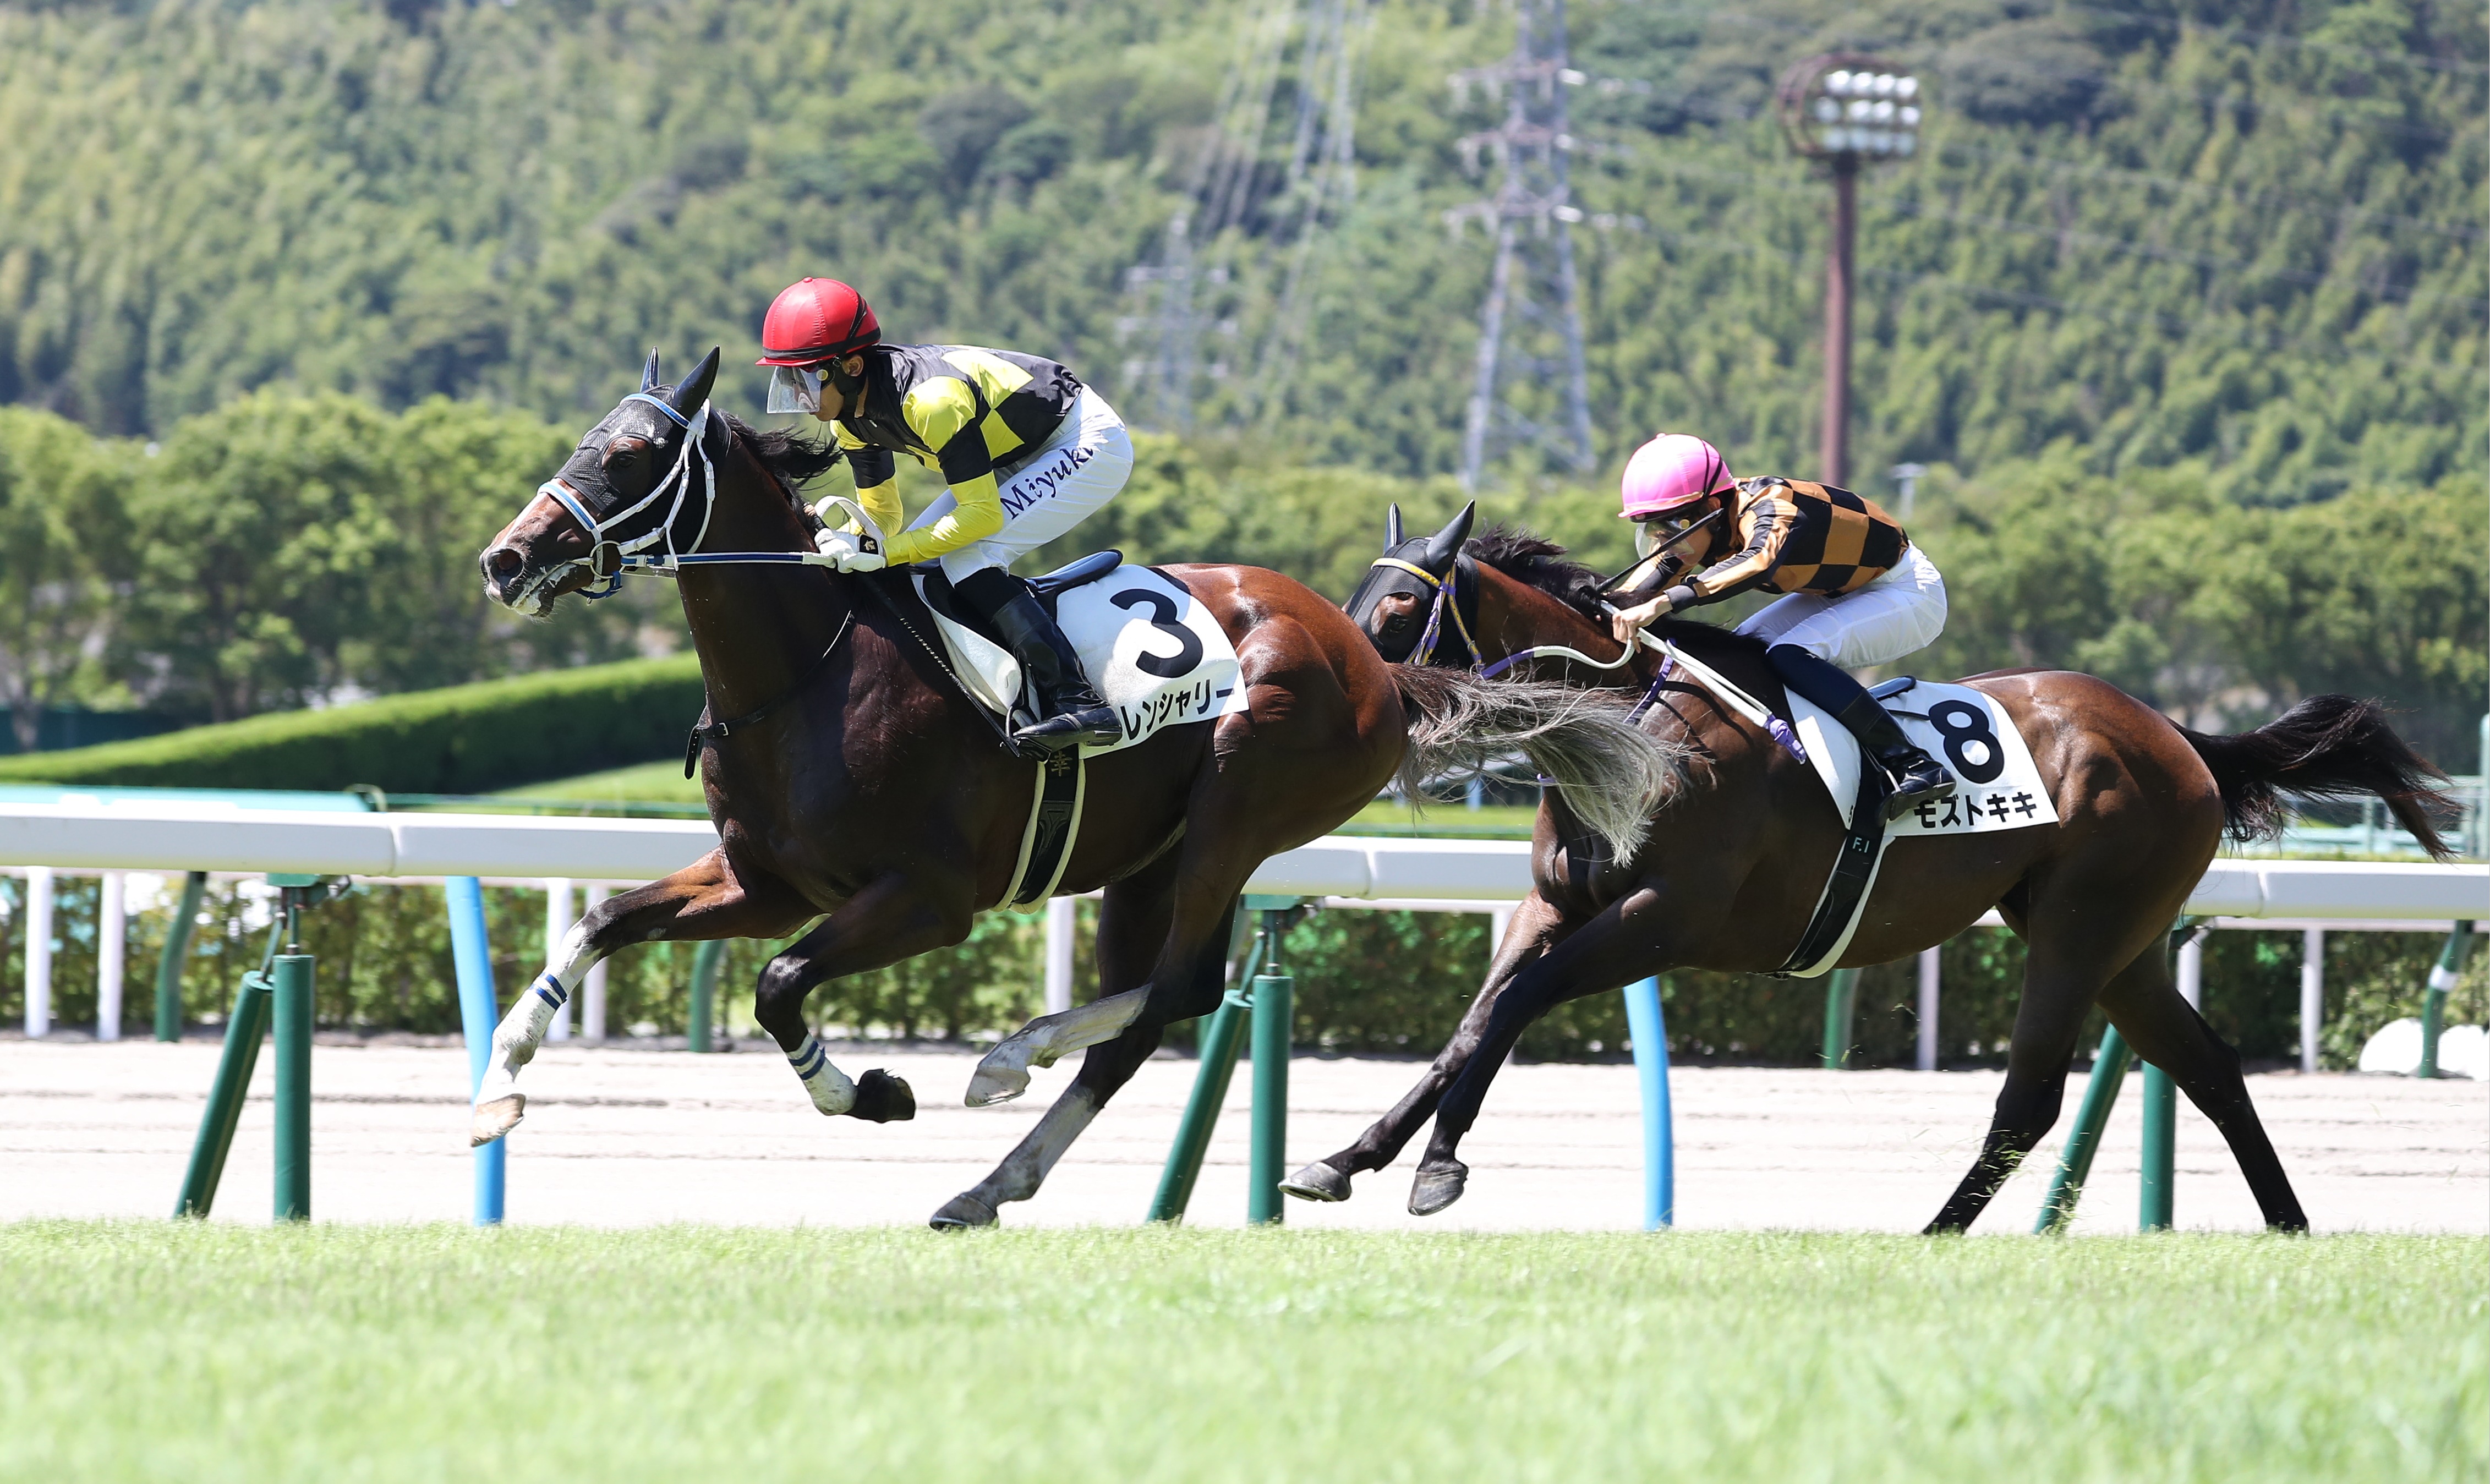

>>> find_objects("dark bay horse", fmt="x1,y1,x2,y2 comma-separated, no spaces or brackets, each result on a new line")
1288,507,2453,1232
470,352,1673,1229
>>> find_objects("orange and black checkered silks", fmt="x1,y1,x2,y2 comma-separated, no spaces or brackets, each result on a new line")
1677,477,1910,603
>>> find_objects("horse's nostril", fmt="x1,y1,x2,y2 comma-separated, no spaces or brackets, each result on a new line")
486,547,523,578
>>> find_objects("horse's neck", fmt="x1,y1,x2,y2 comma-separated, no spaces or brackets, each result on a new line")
676,459,852,719
1476,569,1650,683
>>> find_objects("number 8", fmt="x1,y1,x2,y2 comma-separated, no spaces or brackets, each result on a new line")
1928,699,2006,785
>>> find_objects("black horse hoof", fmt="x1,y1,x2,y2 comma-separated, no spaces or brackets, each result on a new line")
1408,1160,1468,1217
846,1069,916,1123
928,1193,997,1230
1280,1162,1352,1203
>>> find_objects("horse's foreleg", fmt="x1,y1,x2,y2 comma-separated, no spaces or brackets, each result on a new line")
1412,886,1669,1216
752,872,976,1123
1284,893,1573,1204
937,868,1187,1226
471,850,798,1146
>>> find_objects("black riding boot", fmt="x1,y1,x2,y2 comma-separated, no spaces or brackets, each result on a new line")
1765,644,1954,823
964,576,1121,754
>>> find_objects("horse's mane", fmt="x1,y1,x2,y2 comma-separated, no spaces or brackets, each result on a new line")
723,413,845,490
1463,522,1764,659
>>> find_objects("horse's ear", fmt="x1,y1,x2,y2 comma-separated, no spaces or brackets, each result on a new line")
1386,503,1404,549
641,348,661,393
1422,501,1476,570
669,347,721,417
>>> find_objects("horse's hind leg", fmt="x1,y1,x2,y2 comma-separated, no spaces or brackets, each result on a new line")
1282,892,1575,1203
471,848,808,1146
934,863,1217,1229
2097,946,2308,1231
1923,881,2183,1233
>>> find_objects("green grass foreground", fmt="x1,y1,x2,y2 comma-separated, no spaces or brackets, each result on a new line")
0,1224,2479,1483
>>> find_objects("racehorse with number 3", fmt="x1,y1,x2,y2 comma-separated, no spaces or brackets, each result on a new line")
1285,504,2455,1232
469,349,1676,1229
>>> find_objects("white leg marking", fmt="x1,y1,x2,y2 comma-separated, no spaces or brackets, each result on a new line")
932,1084,1101,1228
785,1033,858,1115
469,923,610,1147
966,988,1147,1106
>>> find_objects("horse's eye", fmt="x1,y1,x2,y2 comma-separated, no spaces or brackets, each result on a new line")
1382,614,1410,633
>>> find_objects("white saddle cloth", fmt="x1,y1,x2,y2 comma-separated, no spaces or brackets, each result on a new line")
1789,680,2059,835
916,565,1250,755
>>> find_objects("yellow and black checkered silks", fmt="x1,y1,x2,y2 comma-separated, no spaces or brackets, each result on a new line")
1680,478,1910,603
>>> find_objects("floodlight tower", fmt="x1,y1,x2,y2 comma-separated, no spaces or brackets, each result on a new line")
1775,57,1923,486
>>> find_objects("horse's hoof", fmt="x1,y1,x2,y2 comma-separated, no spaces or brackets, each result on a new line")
928,1193,998,1231
1408,1160,1468,1217
1280,1162,1352,1203
470,1094,524,1147
965,1058,1030,1107
847,1069,916,1123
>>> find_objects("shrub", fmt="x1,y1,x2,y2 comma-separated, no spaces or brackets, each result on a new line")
0,655,703,794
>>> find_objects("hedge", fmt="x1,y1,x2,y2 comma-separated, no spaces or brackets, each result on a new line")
2,880,2477,1077
0,655,703,794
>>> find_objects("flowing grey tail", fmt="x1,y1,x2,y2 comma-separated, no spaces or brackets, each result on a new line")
1391,666,1685,859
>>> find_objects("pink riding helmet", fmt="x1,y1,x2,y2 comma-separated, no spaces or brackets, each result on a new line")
1619,434,1737,519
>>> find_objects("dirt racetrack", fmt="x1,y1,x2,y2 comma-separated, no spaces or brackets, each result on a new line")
4,1035,2481,1234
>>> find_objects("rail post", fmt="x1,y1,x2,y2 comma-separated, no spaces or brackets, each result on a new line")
1820,966,1860,1069
154,870,207,1042
2139,924,2207,1230
446,877,506,1225
2034,1027,2133,1234
97,871,126,1041
270,951,314,1222
687,939,725,1053
174,966,273,1218
1622,976,1674,1229
1146,926,1259,1223
2417,921,2475,1078
1246,899,1298,1225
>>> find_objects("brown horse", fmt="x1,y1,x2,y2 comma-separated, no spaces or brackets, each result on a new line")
1287,508,2454,1232
469,351,1673,1229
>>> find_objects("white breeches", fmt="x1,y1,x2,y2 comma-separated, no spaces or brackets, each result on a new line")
1735,543,1947,670
909,387,1134,583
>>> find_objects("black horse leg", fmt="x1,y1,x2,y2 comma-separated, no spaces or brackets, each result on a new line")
1284,892,1574,1203
932,864,1192,1229
2097,944,2310,1231
750,869,978,1124
1411,886,1669,1215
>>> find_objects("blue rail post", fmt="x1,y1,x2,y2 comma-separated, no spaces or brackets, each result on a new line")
1623,976,1674,1229
446,877,506,1226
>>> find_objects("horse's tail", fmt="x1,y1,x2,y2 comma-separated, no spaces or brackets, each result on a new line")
2177,694,2456,861
1392,666,1686,859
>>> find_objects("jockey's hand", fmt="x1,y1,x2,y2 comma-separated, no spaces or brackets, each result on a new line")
1608,593,1672,647
814,529,886,573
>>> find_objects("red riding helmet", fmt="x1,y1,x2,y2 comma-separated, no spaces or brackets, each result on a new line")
757,277,881,366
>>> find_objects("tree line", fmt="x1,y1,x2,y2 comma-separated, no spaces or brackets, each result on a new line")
0,391,2478,767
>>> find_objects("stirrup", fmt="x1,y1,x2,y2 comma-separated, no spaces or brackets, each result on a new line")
1013,704,1120,754
1884,762,1955,823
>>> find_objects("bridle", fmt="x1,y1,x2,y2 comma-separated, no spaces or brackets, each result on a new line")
532,392,867,604
1364,548,1484,669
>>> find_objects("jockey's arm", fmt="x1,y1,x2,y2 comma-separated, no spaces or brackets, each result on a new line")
871,378,1006,568
1677,485,1796,606
839,428,909,541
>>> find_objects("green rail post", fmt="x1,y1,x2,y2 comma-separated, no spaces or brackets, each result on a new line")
2033,1027,2133,1234
687,939,725,1053
153,870,207,1042
271,952,314,1222
173,969,274,1218
1148,903,1276,1224
2417,921,2475,1079
2138,1057,2176,1231
1820,967,1862,1070
1246,902,1296,1225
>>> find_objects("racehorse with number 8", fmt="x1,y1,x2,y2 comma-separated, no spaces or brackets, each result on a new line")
1291,504,2456,1232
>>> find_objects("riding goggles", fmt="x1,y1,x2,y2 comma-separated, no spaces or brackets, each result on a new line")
1635,514,1698,559
765,364,827,416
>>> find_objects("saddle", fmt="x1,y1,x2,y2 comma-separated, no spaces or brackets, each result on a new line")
913,549,1123,650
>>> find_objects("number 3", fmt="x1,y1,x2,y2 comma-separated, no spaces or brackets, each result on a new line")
1928,699,2006,785
1112,587,1205,679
